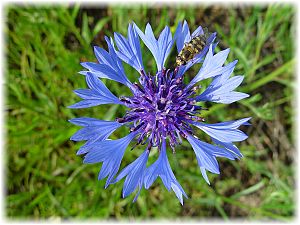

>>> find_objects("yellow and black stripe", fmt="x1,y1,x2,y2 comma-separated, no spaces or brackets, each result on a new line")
175,30,210,67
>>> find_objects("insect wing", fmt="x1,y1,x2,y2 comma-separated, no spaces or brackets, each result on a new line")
202,27,211,40
191,26,204,39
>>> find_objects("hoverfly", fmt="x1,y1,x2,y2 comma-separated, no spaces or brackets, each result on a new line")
175,27,211,67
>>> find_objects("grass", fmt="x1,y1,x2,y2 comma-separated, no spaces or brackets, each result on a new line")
6,3,295,220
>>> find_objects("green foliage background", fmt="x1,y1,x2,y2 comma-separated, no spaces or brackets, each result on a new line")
6,3,295,220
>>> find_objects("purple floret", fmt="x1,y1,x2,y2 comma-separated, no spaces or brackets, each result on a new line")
117,68,204,152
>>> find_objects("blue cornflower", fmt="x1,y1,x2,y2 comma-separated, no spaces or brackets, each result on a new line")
69,21,250,205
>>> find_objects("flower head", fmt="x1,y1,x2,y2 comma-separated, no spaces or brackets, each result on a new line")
69,21,250,204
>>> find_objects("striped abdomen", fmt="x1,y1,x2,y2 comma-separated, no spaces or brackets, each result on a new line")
175,35,208,67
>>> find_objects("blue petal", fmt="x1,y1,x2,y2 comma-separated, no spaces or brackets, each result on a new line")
191,121,249,143
214,73,244,95
174,21,215,54
94,46,115,66
188,136,220,174
212,138,243,158
75,139,102,155
198,140,237,161
86,69,120,98
187,46,230,88
114,23,144,72
134,23,173,71
104,36,129,78
132,181,143,203
81,38,133,88
188,135,236,183
197,89,249,105
143,154,165,189
199,166,210,185
81,62,132,88
202,92,249,104
188,135,238,160
203,117,251,129
143,140,173,189
83,131,136,163
70,120,122,142
83,131,137,187
68,99,112,109
143,154,168,190
158,26,173,66
174,20,191,53
69,117,112,126
195,59,250,104
113,150,149,198
72,89,102,100
68,73,123,109
69,117,123,154
171,183,185,205
98,149,124,187
209,60,238,86
143,139,188,204
208,75,244,94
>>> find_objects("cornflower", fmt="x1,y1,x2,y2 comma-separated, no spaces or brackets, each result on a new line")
69,21,250,204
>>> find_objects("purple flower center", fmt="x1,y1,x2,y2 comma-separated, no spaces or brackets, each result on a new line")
117,69,205,151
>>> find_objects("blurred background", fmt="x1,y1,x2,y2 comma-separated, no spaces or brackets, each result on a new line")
6,3,295,220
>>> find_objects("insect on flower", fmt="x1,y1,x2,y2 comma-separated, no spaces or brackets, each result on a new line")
175,27,211,66
69,21,251,205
